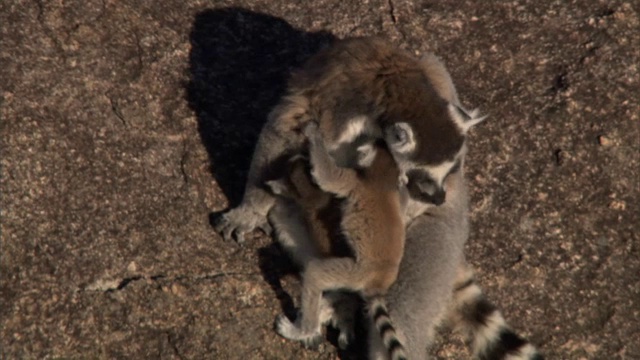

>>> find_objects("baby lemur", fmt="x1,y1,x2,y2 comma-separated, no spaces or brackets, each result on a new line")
265,155,359,350
265,154,358,349
271,122,407,360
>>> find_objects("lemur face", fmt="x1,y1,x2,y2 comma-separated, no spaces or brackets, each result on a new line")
385,104,484,206
404,159,462,205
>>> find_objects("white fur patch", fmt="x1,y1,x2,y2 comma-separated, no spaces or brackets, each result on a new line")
356,143,377,167
398,173,409,187
505,343,539,360
318,297,335,325
455,282,483,306
275,314,322,341
275,314,302,338
331,115,369,150
456,265,475,285
425,160,457,186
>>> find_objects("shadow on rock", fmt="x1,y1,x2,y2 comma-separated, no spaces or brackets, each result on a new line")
186,7,334,207
257,242,299,319
186,8,358,357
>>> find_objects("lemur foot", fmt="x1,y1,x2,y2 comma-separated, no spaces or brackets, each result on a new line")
213,205,271,243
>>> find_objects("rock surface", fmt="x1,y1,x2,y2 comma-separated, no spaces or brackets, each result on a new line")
1,0,638,359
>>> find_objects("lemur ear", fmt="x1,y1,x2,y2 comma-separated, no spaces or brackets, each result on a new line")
356,143,377,168
385,122,416,154
448,104,487,133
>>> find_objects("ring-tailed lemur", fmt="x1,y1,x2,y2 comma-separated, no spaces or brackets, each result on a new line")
269,122,408,360
213,37,481,243
212,36,541,358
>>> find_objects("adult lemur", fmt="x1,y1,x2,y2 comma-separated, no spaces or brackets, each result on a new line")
214,37,481,243
214,37,541,359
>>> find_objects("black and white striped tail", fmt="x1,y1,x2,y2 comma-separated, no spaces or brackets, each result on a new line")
452,266,544,360
369,296,407,360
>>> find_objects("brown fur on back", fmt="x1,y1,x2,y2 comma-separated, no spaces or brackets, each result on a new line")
287,37,464,166
278,143,405,295
282,159,351,258
341,142,405,295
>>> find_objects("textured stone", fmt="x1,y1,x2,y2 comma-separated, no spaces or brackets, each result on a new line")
1,0,638,359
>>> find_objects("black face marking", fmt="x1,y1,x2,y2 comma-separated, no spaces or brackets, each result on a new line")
405,159,460,205
430,190,446,206
406,169,445,205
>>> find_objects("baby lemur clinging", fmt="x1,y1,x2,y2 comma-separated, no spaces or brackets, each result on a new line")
270,122,407,360
214,37,484,244
265,154,358,350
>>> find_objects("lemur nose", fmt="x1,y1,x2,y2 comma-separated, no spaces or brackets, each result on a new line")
431,189,446,206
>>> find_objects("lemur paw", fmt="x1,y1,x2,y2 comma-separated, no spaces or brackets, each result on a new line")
213,206,271,244
274,314,323,349
274,313,297,338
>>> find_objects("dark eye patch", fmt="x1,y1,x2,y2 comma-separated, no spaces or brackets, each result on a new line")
405,169,436,203
406,169,432,185
405,159,461,204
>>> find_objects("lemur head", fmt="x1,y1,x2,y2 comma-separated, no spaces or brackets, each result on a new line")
383,103,485,206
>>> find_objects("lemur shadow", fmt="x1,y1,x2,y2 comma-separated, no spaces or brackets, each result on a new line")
187,8,363,359
186,7,334,208
256,242,298,319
